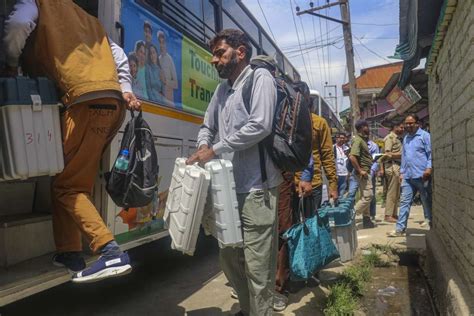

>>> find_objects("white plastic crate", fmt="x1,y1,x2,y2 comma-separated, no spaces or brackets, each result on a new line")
0,103,63,180
164,158,187,227
165,158,210,255
203,160,243,248
330,215,358,262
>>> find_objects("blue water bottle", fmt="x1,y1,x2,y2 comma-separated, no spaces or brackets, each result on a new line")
115,149,130,171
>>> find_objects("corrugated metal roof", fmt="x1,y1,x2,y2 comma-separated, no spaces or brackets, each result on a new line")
342,62,403,93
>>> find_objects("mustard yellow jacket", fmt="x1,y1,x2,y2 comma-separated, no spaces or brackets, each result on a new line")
296,114,338,192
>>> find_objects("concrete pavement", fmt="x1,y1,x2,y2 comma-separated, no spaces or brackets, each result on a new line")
178,204,429,316
2,205,429,316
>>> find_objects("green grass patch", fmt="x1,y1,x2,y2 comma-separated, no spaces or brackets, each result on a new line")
370,243,393,254
362,251,384,267
324,283,358,316
323,248,388,315
340,264,372,297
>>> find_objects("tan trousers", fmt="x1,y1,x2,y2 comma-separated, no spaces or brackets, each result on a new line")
354,174,373,217
52,98,125,253
384,163,401,217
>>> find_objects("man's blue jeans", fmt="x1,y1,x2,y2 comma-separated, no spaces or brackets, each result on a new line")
396,178,432,232
337,176,348,196
348,174,359,199
348,173,376,217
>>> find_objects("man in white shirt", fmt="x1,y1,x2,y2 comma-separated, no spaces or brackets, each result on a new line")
333,132,350,196
157,30,178,104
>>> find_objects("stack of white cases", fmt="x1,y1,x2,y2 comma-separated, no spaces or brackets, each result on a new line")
0,102,63,180
164,158,210,255
203,160,243,248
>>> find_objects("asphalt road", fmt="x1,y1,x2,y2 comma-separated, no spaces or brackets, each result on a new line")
1,233,222,316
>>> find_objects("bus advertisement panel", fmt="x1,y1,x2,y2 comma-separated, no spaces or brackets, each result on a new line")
121,0,219,116
114,0,219,244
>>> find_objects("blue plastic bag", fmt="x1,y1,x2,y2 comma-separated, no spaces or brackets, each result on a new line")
283,197,340,281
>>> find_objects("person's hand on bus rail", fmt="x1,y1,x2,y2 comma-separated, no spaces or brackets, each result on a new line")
186,146,215,166
123,92,141,111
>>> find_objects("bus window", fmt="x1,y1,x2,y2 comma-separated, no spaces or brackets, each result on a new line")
222,12,241,32
310,96,319,114
283,56,294,81
262,34,277,59
177,0,217,40
203,0,217,39
222,0,259,44
275,52,284,74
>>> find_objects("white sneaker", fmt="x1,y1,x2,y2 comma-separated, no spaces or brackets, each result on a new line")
273,293,288,312
387,230,406,238
420,220,431,228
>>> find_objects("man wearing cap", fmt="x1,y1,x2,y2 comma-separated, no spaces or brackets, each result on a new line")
348,120,376,228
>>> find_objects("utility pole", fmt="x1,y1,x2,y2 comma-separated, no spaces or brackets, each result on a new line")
324,82,338,116
296,0,360,133
339,0,359,133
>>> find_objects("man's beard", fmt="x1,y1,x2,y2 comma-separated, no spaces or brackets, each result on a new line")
216,51,238,79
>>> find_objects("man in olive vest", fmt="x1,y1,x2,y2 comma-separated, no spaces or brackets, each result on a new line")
3,0,140,283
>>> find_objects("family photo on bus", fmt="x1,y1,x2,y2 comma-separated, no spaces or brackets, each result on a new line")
129,21,178,106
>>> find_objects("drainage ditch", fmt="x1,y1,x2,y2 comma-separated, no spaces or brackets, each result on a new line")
360,251,438,316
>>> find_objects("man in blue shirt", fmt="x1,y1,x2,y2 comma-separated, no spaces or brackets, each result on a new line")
388,114,432,237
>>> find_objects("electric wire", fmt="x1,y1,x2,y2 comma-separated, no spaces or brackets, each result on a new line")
285,38,344,57
288,0,311,84
312,15,327,86
354,46,365,69
354,35,392,63
316,0,328,85
280,26,340,50
298,14,316,87
325,3,331,84
256,0,277,42
352,22,397,26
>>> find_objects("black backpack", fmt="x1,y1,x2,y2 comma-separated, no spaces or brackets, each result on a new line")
105,110,159,208
242,70,312,179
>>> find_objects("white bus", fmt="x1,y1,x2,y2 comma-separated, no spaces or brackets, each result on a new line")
309,89,344,133
0,0,301,305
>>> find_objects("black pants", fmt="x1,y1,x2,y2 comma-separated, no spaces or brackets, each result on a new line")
294,185,323,219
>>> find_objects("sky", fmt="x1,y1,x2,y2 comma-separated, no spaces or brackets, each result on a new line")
242,0,401,114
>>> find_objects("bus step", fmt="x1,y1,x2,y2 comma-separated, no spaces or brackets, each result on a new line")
0,213,55,268
0,251,96,307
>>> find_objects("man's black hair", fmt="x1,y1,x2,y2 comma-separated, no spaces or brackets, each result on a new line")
355,119,369,131
209,29,252,62
405,113,419,122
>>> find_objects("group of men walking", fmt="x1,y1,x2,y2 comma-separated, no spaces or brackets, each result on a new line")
333,117,433,238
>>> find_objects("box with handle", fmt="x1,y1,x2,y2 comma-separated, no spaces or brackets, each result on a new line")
0,77,64,181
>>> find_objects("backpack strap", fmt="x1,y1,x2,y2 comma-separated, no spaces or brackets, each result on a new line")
242,70,255,114
242,69,268,185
